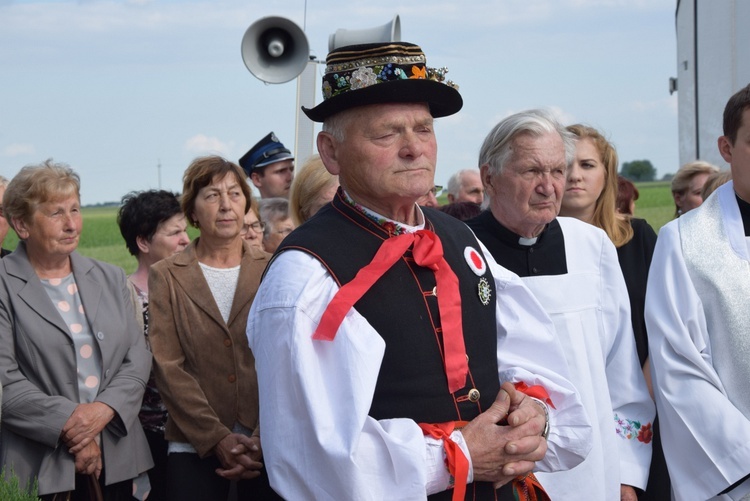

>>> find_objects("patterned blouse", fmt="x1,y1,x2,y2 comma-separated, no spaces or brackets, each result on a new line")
41,274,101,404
131,282,168,434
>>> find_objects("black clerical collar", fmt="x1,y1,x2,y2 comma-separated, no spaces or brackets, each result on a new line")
477,211,553,249
736,193,750,237
467,211,567,277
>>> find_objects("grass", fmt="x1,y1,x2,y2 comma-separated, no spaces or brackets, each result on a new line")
3,208,200,274
633,181,675,232
2,182,674,272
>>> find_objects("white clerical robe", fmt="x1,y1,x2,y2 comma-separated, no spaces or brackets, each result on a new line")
529,217,655,500
247,230,592,500
646,181,750,501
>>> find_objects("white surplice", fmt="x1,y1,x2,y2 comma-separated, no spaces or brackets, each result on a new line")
528,217,655,500
646,182,750,501
247,232,592,500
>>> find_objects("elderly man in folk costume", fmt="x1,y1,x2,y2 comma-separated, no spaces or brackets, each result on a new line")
646,83,750,501
246,41,591,500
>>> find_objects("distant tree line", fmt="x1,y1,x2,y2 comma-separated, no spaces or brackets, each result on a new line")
83,201,120,208
620,160,657,182
619,159,675,182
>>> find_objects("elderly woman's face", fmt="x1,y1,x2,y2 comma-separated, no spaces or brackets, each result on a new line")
17,194,82,257
262,216,295,254
143,213,190,265
241,209,264,251
191,172,246,240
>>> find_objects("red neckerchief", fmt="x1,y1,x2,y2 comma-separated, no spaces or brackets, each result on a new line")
313,229,468,394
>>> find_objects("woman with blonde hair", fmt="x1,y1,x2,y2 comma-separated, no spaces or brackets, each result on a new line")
671,160,719,217
561,124,656,367
288,154,339,226
700,169,732,201
0,160,153,499
560,124,668,499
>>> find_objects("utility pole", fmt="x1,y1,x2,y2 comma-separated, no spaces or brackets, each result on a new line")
157,159,162,189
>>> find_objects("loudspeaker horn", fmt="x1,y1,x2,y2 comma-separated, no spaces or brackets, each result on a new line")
241,16,310,84
328,14,401,52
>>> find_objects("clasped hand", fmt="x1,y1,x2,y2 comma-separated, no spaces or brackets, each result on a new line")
214,433,264,480
61,402,115,454
74,439,103,478
461,381,547,487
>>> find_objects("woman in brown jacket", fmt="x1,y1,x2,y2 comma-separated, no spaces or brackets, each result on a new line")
148,156,277,500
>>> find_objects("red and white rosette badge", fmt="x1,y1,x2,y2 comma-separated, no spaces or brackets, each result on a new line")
464,247,492,306
464,247,487,276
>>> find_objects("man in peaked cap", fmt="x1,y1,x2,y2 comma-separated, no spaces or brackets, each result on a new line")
239,132,295,199
246,41,590,500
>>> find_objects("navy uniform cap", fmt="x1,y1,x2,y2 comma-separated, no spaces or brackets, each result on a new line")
239,132,294,176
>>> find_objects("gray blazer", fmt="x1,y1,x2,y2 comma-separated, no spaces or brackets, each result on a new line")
0,242,153,495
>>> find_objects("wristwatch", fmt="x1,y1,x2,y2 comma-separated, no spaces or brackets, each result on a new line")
530,397,550,440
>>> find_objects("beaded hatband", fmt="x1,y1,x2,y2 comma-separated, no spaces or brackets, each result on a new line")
321,43,457,102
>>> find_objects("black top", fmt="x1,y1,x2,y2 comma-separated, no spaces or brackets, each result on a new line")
737,194,750,237
277,194,500,422
277,193,515,500
467,211,657,367
616,218,657,367
466,210,567,277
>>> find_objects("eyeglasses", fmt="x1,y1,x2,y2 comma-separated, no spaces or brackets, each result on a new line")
276,227,294,236
242,221,265,234
428,185,443,195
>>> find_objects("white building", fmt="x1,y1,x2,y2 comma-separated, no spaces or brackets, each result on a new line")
674,0,750,168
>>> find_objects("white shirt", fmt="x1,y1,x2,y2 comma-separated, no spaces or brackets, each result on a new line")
646,182,750,501
526,217,654,500
246,217,592,500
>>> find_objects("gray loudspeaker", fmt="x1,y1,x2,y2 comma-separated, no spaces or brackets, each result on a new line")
328,15,401,52
241,16,310,84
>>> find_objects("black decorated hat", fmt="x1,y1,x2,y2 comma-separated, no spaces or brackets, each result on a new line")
302,42,462,122
238,132,294,175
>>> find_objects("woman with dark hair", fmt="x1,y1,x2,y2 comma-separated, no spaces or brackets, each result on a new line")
117,189,190,501
616,176,639,215
560,125,669,500
148,156,278,500
438,201,483,221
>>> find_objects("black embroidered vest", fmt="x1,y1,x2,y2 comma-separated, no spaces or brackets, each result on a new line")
276,193,512,500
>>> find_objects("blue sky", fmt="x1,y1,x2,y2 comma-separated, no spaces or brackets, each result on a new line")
1,0,678,204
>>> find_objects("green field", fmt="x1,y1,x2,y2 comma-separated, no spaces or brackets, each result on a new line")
3,181,674,273
631,181,675,231
3,208,200,274
438,181,675,231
